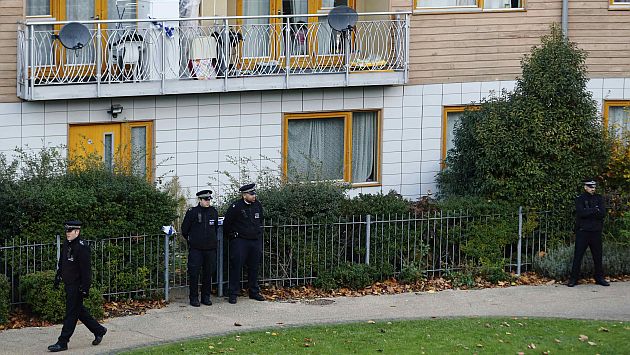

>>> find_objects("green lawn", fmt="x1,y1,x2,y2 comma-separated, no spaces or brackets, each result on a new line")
124,317,629,354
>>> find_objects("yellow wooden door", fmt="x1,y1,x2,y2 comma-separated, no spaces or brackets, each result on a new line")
68,121,154,179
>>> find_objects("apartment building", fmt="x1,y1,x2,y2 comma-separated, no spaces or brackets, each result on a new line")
0,0,628,202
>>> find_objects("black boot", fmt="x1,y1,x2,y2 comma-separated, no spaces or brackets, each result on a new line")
93,327,107,345
201,297,213,306
567,279,577,287
595,279,610,286
48,343,68,352
249,293,265,301
228,295,237,304
190,299,200,307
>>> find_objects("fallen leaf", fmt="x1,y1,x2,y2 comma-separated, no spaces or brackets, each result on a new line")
271,332,278,336
304,343,311,347
598,327,609,332
578,334,588,342
554,339,561,343
517,352,525,355
476,343,483,347
587,341,597,346
367,320,376,324
234,322,242,327
528,343,536,349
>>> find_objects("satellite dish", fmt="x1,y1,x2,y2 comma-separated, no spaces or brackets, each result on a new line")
58,22,91,50
327,5,358,32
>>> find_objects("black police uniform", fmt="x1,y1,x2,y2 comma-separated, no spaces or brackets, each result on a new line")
571,190,607,283
181,200,219,305
51,225,106,351
223,196,264,301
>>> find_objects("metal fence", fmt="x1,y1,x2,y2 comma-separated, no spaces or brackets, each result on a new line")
17,13,407,86
1,208,571,305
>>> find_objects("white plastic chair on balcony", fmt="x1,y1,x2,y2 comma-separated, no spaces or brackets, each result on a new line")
187,36,218,80
119,41,143,81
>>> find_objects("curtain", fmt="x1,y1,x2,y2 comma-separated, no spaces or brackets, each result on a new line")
609,106,630,137
352,112,377,183
484,0,511,8
446,111,464,153
242,0,270,57
131,126,147,177
26,0,49,16
288,118,344,181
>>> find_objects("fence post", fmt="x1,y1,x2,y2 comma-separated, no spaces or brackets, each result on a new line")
164,233,169,302
517,206,523,276
365,215,371,265
217,221,224,297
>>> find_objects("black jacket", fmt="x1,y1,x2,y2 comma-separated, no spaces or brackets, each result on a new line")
57,237,91,291
181,204,219,249
575,192,606,232
223,199,264,240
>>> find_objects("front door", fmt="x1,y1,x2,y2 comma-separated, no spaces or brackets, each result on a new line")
68,121,154,179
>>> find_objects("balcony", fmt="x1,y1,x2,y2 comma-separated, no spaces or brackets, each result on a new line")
17,12,409,101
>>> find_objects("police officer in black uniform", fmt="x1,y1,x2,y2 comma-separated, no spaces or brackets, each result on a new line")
223,183,265,304
181,190,219,306
48,221,107,352
568,179,610,287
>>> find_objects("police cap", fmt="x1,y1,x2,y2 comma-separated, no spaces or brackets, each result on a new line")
196,190,213,200
583,179,596,188
64,220,82,232
239,183,256,195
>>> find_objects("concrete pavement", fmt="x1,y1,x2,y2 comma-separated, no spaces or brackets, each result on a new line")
0,282,628,354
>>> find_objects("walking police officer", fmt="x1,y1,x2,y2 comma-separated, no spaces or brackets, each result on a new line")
48,221,107,352
181,190,219,307
223,183,265,304
568,179,610,287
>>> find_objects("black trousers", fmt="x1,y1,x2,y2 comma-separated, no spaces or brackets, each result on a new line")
571,230,604,280
228,238,261,296
58,284,105,345
188,248,217,301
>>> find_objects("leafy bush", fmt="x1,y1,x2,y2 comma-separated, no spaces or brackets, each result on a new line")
460,217,518,268
437,24,610,211
445,269,476,289
533,241,630,280
342,191,411,217
0,275,9,324
19,271,104,323
398,260,426,284
0,146,178,242
314,263,393,291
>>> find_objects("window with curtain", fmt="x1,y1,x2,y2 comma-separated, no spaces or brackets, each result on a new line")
242,0,271,58
285,111,379,184
484,0,522,8
131,126,148,177
417,0,476,8
26,0,50,16
607,103,630,138
417,0,523,9
442,106,478,167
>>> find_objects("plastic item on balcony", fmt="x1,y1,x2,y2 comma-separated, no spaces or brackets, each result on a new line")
187,36,218,80
138,0,180,80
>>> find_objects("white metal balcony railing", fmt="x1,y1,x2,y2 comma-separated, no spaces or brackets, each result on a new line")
17,13,409,100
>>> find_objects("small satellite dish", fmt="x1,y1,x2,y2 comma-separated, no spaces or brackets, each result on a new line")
58,22,91,50
327,5,358,32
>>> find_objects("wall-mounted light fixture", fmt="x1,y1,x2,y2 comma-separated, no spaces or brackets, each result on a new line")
107,104,123,118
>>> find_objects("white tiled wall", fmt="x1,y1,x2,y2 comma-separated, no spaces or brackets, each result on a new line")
2,77,630,203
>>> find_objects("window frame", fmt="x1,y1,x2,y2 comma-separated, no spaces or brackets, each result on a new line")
603,100,630,136
609,0,630,10
282,110,381,187
414,0,526,14
441,105,479,169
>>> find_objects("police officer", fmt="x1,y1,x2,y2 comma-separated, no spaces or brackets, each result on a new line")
568,179,610,287
181,190,219,307
223,183,265,304
48,221,107,352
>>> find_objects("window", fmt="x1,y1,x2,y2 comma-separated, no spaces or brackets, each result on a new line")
603,101,630,137
416,0,524,10
442,105,479,167
610,0,630,9
283,111,380,185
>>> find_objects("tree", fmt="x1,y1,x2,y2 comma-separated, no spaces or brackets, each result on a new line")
437,24,611,210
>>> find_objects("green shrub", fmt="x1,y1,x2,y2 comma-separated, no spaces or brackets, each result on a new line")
398,260,426,284
533,241,630,280
445,269,476,289
461,217,518,268
437,24,610,210
20,271,104,323
0,275,9,324
314,263,393,291
342,191,412,217
479,263,513,284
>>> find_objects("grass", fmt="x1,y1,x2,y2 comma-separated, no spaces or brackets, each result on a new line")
123,317,629,354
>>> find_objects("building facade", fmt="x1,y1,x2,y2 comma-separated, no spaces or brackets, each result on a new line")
0,0,629,203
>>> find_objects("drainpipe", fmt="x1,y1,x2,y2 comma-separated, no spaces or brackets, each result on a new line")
561,0,568,37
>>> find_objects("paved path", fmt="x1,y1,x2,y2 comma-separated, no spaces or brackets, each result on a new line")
1,282,629,354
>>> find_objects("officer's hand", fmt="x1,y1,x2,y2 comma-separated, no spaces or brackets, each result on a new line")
53,274,61,289
79,288,89,298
